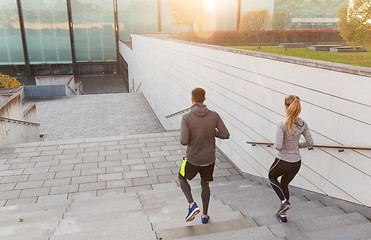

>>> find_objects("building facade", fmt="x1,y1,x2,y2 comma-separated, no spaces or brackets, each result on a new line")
0,0,346,78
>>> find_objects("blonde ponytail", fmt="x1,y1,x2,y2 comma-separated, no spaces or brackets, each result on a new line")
282,95,301,134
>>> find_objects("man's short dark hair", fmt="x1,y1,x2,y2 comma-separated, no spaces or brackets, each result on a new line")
192,88,206,103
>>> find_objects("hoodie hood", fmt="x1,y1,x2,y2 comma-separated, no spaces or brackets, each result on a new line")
190,103,209,117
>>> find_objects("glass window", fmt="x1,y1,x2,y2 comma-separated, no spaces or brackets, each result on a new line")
72,0,116,62
0,0,24,65
22,0,72,64
118,0,158,41
161,0,238,33
241,0,274,17
161,0,189,33
214,0,238,31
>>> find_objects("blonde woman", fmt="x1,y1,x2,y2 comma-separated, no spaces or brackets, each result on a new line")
269,95,313,223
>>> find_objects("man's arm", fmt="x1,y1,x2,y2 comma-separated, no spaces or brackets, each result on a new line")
215,114,230,139
180,116,189,146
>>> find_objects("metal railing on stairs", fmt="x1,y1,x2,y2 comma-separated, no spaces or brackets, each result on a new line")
246,141,371,152
165,107,191,119
0,116,40,126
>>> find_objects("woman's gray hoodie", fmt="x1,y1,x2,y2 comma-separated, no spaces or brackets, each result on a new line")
180,103,230,166
275,118,314,163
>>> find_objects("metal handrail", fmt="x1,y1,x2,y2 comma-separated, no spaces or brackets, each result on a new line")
165,107,191,119
135,82,142,92
0,116,40,126
246,141,371,151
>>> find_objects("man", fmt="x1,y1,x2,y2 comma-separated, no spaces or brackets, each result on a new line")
179,87,230,224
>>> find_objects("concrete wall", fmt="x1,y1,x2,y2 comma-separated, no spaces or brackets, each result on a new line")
23,104,37,123
0,93,40,145
24,85,66,98
27,75,81,98
23,104,39,143
35,75,73,86
0,93,23,119
120,35,371,207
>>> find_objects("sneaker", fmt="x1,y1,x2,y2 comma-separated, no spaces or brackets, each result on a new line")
201,215,210,224
278,200,291,214
185,202,200,222
276,212,287,223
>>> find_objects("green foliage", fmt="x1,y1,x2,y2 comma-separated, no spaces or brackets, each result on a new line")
239,10,270,49
167,0,204,32
337,0,371,48
0,73,22,89
229,46,371,68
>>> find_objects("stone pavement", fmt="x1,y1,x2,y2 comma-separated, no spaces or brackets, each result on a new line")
24,93,164,141
0,131,241,207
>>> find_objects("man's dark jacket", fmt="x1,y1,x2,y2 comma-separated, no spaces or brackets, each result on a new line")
180,103,230,166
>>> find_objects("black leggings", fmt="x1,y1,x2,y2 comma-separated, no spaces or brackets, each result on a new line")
268,158,301,201
178,173,210,215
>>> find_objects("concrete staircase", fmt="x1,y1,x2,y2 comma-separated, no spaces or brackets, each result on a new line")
0,131,370,240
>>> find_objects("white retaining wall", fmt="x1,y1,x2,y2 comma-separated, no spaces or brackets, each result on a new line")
120,35,371,207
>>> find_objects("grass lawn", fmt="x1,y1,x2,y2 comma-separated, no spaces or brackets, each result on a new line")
229,46,371,68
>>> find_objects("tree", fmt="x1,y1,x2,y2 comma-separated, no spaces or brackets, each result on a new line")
337,0,371,48
194,13,211,32
273,10,292,51
240,10,270,49
167,0,204,32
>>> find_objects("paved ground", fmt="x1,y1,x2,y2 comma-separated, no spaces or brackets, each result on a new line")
0,92,242,207
76,75,128,94
24,93,164,141
0,131,242,207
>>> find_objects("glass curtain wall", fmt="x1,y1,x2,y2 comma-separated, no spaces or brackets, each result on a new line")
213,0,238,31
241,0,274,17
22,0,72,64
72,0,116,62
160,0,238,34
161,0,189,33
118,0,158,41
0,0,24,65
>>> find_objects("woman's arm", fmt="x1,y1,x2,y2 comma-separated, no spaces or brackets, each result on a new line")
299,124,314,148
275,123,284,151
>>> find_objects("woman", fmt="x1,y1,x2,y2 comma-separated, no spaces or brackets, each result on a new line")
269,95,313,223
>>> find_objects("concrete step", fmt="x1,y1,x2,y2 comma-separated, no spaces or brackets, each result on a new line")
268,212,369,238
147,204,234,223
240,200,325,218
155,218,258,240
66,198,142,214
69,196,140,208
253,206,345,226
152,210,245,231
214,190,286,204
212,185,274,199
0,201,70,216
229,196,307,211
176,226,282,240
54,214,151,235
70,192,138,203
50,226,156,240
141,197,226,209
0,220,58,236
0,208,64,227
62,208,146,222
0,229,51,240
287,222,371,240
